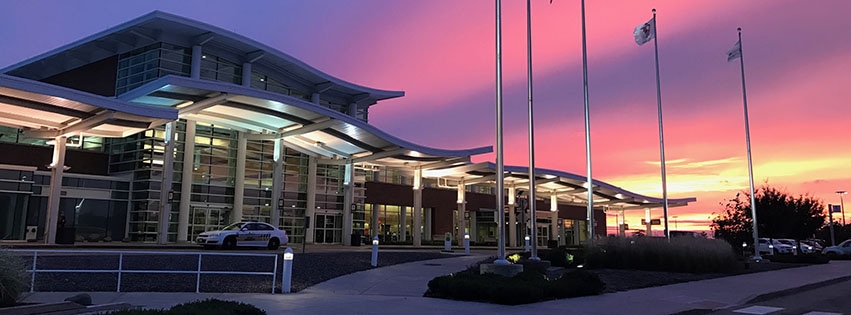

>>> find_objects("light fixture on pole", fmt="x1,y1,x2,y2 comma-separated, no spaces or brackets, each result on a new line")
836,190,847,226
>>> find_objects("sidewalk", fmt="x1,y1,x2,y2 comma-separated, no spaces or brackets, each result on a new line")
20,257,851,315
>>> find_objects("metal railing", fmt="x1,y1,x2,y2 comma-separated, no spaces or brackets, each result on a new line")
11,249,280,294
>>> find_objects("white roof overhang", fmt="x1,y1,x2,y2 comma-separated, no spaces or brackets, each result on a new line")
0,75,177,138
424,162,696,210
121,75,491,167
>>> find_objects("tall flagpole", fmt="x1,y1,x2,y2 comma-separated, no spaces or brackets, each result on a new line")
494,0,509,265
651,8,670,240
581,0,594,244
737,27,761,261
526,0,540,260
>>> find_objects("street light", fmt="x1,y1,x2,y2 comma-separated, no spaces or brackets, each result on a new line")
837,190,847,226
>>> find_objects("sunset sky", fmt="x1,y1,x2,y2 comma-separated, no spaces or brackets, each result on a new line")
2,0,849,234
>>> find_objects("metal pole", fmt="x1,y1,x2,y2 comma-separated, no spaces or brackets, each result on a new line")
737,28,761,260
829,204,836,246
526,0,540,261
650,9,670,240
494,0,508,265
837,191,847,226
580,0,595,245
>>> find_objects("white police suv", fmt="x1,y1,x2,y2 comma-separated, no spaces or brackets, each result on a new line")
196,221,288,250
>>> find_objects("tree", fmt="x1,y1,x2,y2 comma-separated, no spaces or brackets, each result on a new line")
711,184,826,249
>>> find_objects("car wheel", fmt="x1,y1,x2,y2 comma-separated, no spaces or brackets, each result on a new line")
222,236,237,250
267,238,280,250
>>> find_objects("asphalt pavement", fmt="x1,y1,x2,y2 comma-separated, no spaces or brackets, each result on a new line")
18,251,851,315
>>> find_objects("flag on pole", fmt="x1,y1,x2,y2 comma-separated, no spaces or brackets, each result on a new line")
727,39,742,62
634,18,655,46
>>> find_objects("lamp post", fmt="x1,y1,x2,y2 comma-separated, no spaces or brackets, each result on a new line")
837,190,847,226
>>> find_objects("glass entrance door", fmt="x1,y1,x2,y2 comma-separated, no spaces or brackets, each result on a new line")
314,213,342,244
536,223,549,247
189,207,226,241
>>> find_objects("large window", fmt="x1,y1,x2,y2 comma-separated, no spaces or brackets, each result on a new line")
200,54,242,85
115,43,191,95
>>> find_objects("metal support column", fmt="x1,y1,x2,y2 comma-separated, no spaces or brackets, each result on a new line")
412,167,423,246
178,120,196,242
232,132,246,223
158,122,176,244
305,157,318,243
271,139,284,226
44,135,67,245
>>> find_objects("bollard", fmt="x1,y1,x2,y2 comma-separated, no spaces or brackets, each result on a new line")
282,247,294,293
371,236,379,267
524,235,530,252
443,232,452,252
464,232,470,255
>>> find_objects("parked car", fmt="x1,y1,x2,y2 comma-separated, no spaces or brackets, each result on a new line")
777,239,816,254
801,239,824,253
196,221,288,250
757,238,794,255
822,239,851,257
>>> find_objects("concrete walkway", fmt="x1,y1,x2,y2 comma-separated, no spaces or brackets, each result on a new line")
20,256,851,315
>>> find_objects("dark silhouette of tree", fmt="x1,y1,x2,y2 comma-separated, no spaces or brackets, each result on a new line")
711,184,826,249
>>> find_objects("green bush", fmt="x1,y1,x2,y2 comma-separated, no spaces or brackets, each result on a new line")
0,248,29,307
425,265,604,305
584,236,738,273
105,299,265,315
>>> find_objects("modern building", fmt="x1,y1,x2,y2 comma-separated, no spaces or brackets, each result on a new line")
0,11,694,247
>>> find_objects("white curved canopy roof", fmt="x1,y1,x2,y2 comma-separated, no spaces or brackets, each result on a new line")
0,75,177,138
122,75,491,167
424,162,696,210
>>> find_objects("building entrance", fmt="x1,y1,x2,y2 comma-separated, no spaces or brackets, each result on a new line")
536,223,550,247
0,192,28,240
313,213,342,244
189,207,227,241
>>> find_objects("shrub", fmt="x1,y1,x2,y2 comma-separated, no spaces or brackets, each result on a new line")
0,248,29,307
168,299,265,315
105,299,265,315
425,265,604,305
584,236,738,273
511,246,586,268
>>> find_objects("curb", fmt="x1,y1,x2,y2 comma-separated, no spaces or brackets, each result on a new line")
745,274,851,304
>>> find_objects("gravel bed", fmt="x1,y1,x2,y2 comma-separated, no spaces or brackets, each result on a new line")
16,251,455,293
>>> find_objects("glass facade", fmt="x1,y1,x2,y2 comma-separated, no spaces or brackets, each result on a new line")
115,43,192,95
0,166,130,242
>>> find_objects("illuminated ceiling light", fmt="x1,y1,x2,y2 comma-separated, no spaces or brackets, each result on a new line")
615,193,624,199
175,101,194,109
